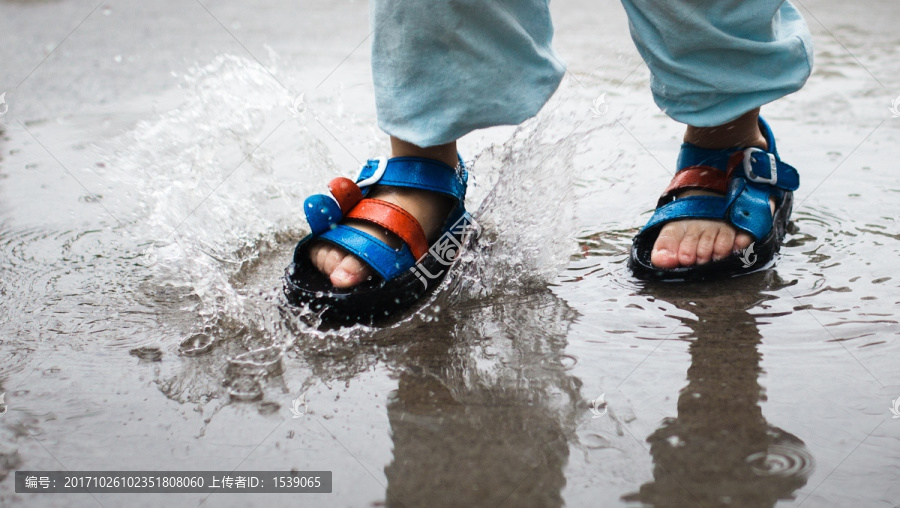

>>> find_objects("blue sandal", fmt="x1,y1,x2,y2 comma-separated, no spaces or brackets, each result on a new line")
629,117,799,281
283,156,475,323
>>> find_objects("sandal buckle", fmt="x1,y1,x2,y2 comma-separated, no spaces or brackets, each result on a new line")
356,156,388,188
741,147,778,185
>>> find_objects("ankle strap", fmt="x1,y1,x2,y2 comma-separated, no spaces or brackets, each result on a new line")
355,156,467,202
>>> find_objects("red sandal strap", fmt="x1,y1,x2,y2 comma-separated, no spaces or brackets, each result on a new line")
659,165,729,205
345,198,429,260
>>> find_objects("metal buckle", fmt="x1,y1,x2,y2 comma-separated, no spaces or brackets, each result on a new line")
741,147,778,185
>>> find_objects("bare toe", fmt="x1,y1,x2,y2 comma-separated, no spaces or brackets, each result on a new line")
677,225,702,266
321,244,347,275
310,243,328,273
733,231,754,251
651,223,685,269
310,242,349,278
330,253,373,288
695,228,718,265
712,227,735,260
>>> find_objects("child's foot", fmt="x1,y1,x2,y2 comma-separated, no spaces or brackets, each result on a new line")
309,138,458,289
649,190,775,268
309,186,453,288
649,109,774,269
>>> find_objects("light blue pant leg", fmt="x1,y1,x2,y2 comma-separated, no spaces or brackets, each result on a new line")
370,0,565,148
620,0,814,126
370,0,813,146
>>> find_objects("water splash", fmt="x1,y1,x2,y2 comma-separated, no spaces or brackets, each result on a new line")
87,52,594,409
449,114,584,300
98,54,336,343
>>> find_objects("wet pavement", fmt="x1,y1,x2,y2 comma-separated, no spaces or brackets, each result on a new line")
1,0,899,507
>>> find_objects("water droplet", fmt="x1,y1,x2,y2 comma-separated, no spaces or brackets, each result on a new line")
178,333,216,357
227,378,262,402
227,346,284,377
129,346,163,362
258,401,280,415
666,436,685,447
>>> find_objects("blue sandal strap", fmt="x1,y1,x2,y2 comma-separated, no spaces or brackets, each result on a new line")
676,144,735,173
356,156,467,201
727,180,784,240
318,225,416,281
642,195,729,232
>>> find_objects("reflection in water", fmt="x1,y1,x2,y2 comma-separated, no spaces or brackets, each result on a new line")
624,275,813,507
382,292,581,508
136,268,816,507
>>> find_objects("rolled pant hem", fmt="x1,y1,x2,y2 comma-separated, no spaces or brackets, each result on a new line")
375,71,565,148
657,34,815,127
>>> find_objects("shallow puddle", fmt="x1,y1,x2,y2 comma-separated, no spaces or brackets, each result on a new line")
1,0,898,507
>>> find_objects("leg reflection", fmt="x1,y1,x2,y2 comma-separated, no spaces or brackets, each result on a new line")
624,280,813,507
383,292,581,508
